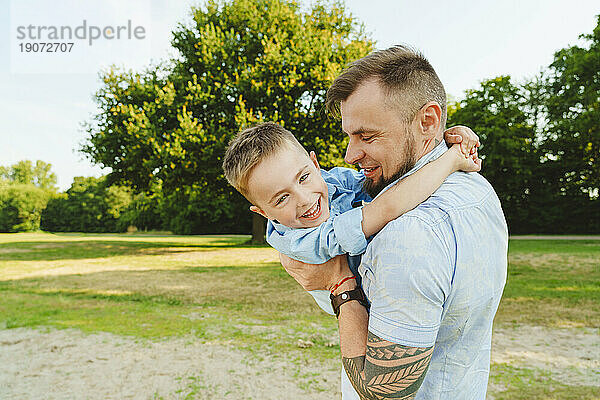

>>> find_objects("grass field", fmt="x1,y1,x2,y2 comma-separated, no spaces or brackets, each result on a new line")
1,232,598,399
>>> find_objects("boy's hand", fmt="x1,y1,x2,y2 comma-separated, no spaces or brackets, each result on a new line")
444,125,480,157
449,144,482,173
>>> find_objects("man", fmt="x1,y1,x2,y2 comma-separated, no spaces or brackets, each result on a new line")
280,45,508,399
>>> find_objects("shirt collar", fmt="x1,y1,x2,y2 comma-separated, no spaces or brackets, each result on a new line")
376,140,449,199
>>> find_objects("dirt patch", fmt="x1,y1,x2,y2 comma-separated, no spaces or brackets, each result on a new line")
0,328,340,400
0,248,31,254
1,324,597,399
509,252,598,273
491,325,599,387
0,248,280,282
150,247,280,265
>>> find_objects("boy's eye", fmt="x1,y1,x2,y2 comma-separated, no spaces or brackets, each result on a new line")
362,136,374,142
276,194,288,205
299,173,309,183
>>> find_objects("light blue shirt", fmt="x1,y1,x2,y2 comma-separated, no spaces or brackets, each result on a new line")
353,141,508,399
266,167,371,315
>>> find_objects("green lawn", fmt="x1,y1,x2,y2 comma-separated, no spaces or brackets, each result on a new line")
1,232,598,398
497,239,600,327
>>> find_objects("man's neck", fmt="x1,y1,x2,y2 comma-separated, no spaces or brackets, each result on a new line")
373,139,448,200
419,135,443,159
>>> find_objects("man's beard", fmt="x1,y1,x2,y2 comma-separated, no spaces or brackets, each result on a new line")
363,133,417,198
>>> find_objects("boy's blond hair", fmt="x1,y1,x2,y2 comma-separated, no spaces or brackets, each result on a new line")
222,122,308,200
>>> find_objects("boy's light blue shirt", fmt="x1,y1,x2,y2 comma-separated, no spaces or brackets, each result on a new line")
266,166,371,315
344,141,508,399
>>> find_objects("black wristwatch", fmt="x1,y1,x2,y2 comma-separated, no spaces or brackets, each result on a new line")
330,286,369,318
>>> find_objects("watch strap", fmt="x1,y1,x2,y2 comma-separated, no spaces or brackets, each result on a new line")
330,286,369,318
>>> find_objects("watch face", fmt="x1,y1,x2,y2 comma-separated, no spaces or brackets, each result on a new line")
341,293,349,300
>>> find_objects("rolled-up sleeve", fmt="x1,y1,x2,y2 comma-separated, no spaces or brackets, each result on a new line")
362,215,452,347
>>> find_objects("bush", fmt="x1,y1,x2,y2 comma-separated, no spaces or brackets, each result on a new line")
117,192,164,232
40,176,132,233
161,185,251,235
0,183,53,232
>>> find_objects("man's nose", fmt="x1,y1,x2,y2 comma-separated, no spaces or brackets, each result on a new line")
344,141,364,165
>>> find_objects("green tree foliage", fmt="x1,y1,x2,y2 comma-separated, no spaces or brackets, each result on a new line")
448,76,541,232
544,15,599,197
449,16,600,233
40,176,132,233
117,191,164,232
0,160,58,190
0,160,58,232
81,0,373,239
0,183,52,232
539,15,600,232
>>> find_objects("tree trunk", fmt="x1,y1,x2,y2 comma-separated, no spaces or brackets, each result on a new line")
251,213,267,244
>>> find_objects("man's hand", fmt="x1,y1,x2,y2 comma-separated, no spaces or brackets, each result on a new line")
444,125,481,157
279,253,352,292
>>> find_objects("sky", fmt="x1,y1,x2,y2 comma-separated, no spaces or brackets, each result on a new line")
1,0,598,191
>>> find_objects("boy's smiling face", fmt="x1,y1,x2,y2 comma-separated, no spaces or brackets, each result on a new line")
247,144,330,228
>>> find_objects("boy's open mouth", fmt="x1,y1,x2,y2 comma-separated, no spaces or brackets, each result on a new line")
300,197,322,220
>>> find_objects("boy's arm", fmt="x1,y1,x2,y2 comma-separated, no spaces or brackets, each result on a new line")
267,144,480,264
360,144,480,238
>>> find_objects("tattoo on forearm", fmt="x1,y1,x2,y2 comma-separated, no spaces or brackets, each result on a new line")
342,332,433,399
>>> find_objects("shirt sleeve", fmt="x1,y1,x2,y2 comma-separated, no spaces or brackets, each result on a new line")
307,290,335,315
266,207,367,264
362,215,452,347
329,167,371,203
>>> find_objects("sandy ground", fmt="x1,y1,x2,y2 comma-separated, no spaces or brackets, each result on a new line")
0,325,598,399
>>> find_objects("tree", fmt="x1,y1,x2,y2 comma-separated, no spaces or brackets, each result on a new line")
40,176,132,233
540,15,600,232
448,16,600,234
448,76,541,233
117,190,164,232
82,0,373,242
0,160,58,232
0,160,57,191
0,184,52,232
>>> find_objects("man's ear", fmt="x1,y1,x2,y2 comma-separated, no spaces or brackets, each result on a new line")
309,151,320,170
417,101,442,139
249,205,269,220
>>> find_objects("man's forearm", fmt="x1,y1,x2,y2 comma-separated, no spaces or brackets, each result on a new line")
336,284,433,400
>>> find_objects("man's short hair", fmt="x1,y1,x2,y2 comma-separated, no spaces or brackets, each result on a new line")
222,122,307,200
325,45,447,127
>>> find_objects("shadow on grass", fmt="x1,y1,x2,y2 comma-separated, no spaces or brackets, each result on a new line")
0,265,335,345
0,263,295,310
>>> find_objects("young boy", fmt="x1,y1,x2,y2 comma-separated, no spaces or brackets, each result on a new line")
222,122,480,313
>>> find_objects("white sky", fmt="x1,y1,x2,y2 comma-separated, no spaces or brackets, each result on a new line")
1,0,598,190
